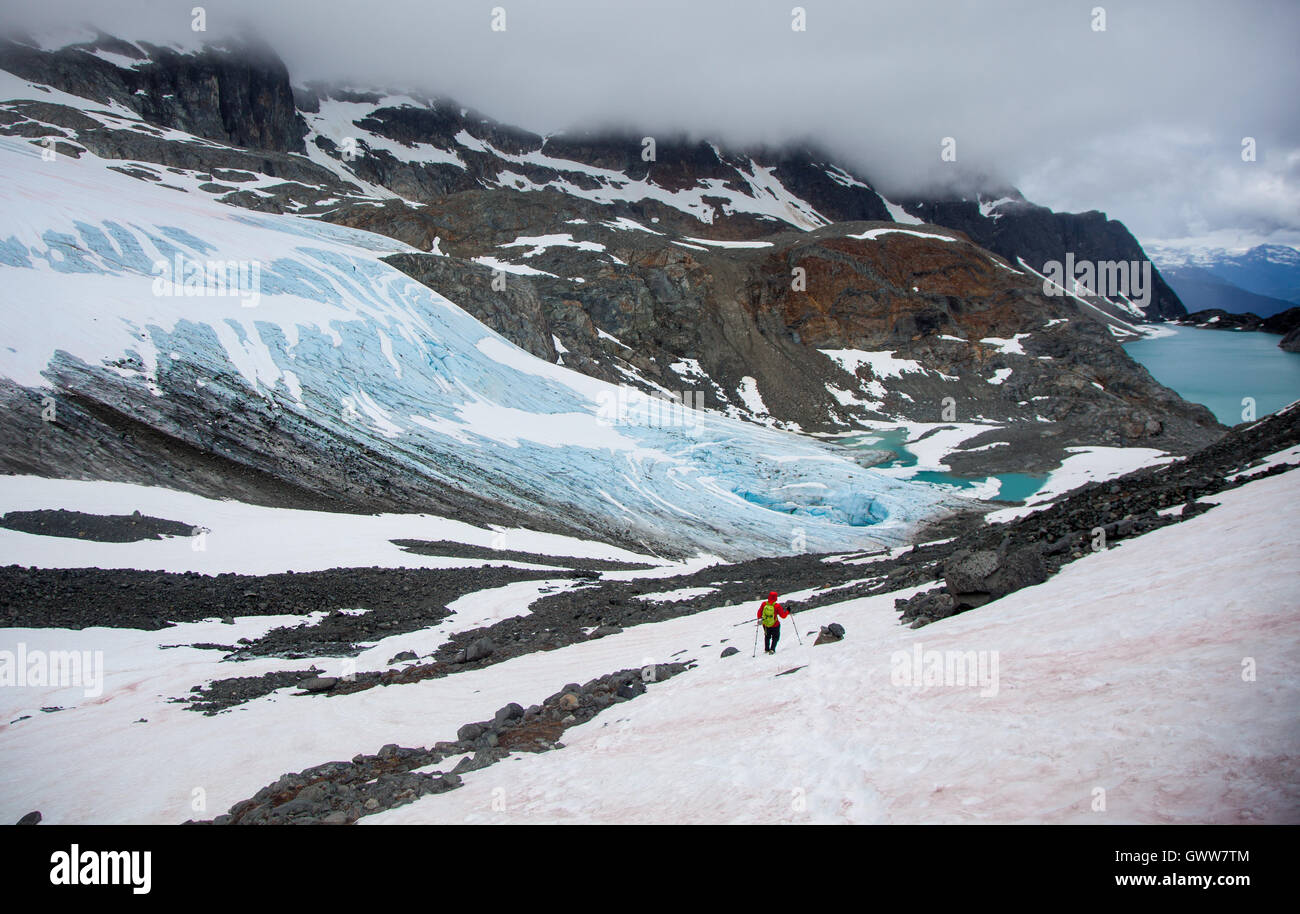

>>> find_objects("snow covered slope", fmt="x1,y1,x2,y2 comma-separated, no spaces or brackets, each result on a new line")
1,463,1294,824
0,133,957,559
0,476,650,574
368,467,1300,825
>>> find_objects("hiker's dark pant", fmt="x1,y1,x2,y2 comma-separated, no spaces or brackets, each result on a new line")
764,625,780,652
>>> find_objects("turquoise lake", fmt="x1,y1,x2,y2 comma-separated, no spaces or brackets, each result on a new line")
834,325,1299,504
1123,325,1300,425
840,429,1048,503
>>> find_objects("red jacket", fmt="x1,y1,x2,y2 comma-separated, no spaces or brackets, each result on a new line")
757,598,789,628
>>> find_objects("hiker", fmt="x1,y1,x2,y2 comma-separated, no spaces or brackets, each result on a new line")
757,591,789,654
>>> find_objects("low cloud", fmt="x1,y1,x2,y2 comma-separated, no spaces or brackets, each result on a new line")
3,0,1297,249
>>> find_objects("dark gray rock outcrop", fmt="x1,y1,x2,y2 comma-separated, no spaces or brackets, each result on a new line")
898,196,1185,321
0,33,306,152
189,663,691,825
943,544,1048,610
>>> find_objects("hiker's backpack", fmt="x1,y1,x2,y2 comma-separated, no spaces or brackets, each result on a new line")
761,600,778,628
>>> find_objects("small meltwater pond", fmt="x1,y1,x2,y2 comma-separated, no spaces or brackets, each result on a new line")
840,429,1048,504
914,469,1047,502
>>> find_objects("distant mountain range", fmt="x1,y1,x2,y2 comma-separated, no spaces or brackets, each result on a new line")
1149,243,1300,314
1161,265,1298,318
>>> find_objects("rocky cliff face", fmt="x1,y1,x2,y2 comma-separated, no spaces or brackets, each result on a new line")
380,209,1219,471
895,196,1185,321
0,33,305,152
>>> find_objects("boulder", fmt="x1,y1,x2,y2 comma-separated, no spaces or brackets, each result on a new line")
895,589,958,625
646,663,677,682
451,755,481,774
943,545,1047,609
15,810,41,825
813,622,846,645
616,680,645,700
296,783,328,804
456,722,486,742
439,773,462,790
494,702,524,726
720,646,740,658
298,676,338,693
464,637,494,662
943,549,1001,596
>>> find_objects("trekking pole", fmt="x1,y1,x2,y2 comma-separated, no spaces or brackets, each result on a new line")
752,620,760,657
789,605,804,646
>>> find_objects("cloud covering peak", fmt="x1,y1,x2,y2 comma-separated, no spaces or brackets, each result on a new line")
4,0,1297,249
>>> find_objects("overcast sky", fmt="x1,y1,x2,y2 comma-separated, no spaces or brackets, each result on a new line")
4,0,1298,251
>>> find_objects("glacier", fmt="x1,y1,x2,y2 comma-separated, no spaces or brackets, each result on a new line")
0,134,959,559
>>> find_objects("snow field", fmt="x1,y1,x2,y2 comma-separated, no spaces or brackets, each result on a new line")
369,468,1300,824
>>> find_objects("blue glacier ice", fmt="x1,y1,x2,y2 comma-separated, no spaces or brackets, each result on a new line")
0,136,960,559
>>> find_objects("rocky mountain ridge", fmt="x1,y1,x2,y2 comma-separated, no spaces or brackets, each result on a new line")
0,30,1227,545
1149,242,1300,306
0,32,1183,305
